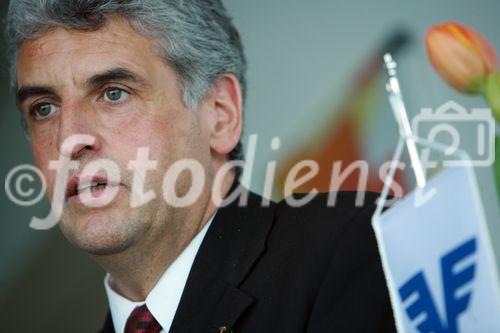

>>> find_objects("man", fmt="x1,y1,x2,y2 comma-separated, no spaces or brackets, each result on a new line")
6,1,396,332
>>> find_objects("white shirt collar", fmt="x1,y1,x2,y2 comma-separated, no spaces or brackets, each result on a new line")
104,214,215,333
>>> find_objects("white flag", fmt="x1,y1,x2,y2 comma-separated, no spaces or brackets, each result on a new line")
373,166,500,333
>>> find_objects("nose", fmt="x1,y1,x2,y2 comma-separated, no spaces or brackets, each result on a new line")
56,103,102,159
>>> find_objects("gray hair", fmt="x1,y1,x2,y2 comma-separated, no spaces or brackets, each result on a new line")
5,0,246,162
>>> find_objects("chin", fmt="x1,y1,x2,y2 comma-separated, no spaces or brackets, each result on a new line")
59,208,147,256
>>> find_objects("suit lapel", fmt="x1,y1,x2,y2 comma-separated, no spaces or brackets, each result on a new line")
98,312,114,333
169,183,275,332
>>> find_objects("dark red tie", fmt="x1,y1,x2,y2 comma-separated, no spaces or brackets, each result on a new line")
125,304,162,333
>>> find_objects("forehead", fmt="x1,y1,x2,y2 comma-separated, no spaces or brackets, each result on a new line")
16,17,161,85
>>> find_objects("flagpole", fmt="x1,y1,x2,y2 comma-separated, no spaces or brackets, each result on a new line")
383,53,427,188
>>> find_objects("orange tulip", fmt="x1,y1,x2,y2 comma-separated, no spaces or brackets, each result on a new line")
425,22,497,93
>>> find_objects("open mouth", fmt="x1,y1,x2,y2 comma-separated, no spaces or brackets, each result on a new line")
66,175,120,201
78,181,108,195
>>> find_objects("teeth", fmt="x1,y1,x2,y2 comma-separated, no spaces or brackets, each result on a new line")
77,183,107,195
92,184,107,192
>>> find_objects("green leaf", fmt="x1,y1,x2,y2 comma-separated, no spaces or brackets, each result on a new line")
484,73,500,121
495,136,500,202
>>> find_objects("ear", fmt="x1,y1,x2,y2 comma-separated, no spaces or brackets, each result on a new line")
205,74,243,156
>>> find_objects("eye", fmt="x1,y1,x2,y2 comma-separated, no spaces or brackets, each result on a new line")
31,103,59,120
103,88,130,103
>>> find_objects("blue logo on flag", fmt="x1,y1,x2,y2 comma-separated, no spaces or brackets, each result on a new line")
398,237,477,333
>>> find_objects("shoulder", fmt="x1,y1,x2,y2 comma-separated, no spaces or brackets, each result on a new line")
276,190,380,221
250,191,395,331
265,191,381,253
235,190,395,331
273,191,395,331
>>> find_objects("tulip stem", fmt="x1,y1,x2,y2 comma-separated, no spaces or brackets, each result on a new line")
484,73,500,122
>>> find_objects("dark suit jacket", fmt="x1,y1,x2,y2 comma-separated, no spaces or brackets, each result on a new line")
100,183,396,333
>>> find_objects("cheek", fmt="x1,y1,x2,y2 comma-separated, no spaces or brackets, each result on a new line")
98,115,172,183
97,107,201,185
154,112,203,161
32,135,56,161
102,115,169,155
110,108,188,150
31,137,58,192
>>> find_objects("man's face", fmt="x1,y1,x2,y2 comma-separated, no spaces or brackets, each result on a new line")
16,18,214,255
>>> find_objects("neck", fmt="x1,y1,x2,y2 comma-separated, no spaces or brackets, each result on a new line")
95,171,236,301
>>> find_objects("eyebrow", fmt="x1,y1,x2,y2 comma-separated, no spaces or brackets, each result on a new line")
85,67,148,88
16,86,58,107
16,67,148,107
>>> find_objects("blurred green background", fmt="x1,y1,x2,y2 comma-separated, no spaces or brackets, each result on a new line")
1,0,499,332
